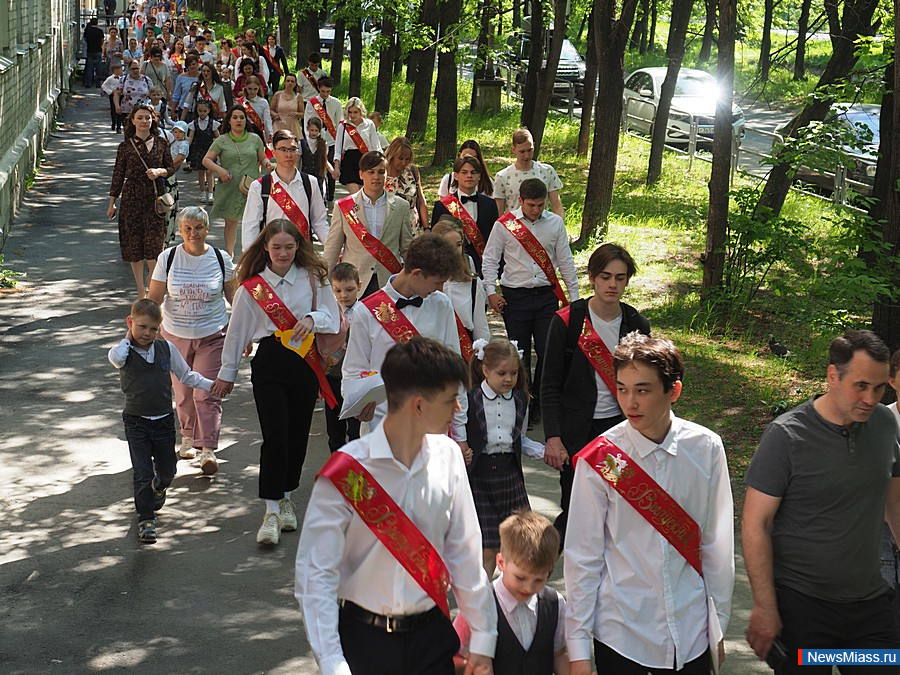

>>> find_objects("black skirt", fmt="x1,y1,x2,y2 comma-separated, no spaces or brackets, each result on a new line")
469,452,530,549
339,148,362,185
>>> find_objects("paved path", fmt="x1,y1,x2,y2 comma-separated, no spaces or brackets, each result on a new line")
0,87,769,673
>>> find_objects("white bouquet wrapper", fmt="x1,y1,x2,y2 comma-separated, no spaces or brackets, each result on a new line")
339,372,386,420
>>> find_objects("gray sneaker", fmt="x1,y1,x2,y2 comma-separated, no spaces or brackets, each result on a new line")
179,437,196,459
279,498,297,531
199,449,218,475
256,512,281,545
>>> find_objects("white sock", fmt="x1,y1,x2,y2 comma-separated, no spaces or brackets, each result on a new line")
265,499,280,514
283,491,292,500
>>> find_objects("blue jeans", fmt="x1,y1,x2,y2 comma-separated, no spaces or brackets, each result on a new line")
84,51,102,87
122,412,177,521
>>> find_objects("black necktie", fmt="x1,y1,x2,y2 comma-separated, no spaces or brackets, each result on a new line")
459,194,477,204
396,296,423,310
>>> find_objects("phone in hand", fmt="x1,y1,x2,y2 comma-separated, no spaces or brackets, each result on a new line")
766,638,788,670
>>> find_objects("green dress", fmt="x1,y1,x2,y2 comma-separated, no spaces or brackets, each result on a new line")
209,132,265,220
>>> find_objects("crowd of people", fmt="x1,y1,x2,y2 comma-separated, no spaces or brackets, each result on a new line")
97,7,900,675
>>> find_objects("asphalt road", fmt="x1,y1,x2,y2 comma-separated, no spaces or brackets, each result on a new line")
0,86,771,674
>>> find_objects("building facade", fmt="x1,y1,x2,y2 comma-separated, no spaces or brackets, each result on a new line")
0,0,80,250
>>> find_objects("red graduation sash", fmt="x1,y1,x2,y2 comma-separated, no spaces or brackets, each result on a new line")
301,68,320,92
454,312,474,362
241,274,337,408
558,304,616,398
497,211,568,307
343,121,369,154
240,97,266,137
197,80,220,117
267,178,311,239
317,451,451,618
576,436,703,577
440,194,485,259
337,195,402,274
264,46,283,76
310,96,337,138
362,290,420,344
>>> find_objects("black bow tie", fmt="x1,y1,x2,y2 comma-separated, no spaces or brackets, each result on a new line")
396,296,423,310
459,193,477,204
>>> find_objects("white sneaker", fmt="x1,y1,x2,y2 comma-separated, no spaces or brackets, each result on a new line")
201,191,208,203
279,498,297,531
207,191,214,204
199,449,218,475
179,437,196,459
256,512,281,545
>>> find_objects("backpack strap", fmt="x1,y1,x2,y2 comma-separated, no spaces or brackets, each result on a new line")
213,247,225,291
259,173,272,231
300,171,313,206
470,277,478,324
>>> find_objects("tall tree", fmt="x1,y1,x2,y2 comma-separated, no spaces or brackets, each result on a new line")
330,19,346,85
522,0,567,156
296,13,319,68
793,0,812,79
701,0,735,297
629,0,647,52
577,14,598,156
758,0,775,82
374,11,397,113
405,0,439,141
277,1,293,57
520,2,545,130
433,0,463,164
574,0,640,246
348,20,363,98
648,0,658,51
470,0,495,110
870,31,899,353
646,0,694,185
698,0,716,64
755,0,881,217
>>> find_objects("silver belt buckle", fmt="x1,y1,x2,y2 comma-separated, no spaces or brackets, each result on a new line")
385,614,394,633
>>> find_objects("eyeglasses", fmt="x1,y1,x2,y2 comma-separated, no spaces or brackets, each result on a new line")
275,147,299,154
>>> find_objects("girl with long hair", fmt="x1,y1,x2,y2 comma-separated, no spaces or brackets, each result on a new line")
437,139,494,198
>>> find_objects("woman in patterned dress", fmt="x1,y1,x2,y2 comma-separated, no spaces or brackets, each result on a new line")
384,136,428,235
107,105,176,299
202,105,272,257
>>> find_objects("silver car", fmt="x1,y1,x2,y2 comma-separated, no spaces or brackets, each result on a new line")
623,67,746,145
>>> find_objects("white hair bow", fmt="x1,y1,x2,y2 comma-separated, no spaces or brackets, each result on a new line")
509,340,525,360
472,338,488,361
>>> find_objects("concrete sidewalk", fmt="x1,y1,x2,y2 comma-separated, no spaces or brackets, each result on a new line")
0,87,769,674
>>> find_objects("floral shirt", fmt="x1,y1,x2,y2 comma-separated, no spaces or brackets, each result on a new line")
385,167,421,232
117,73,153,114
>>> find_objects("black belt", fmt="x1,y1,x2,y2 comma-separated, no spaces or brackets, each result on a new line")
339,599,442,633
500,285,554,295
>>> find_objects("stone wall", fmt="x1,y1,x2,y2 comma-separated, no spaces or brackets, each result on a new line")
0,0,80,251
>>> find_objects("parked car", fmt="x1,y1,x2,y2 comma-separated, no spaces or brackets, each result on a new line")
622,67,746,146
496,20,586,101
318,20,378,58
785,102,879,197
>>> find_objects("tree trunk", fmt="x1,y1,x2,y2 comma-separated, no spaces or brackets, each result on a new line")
649,0,658,51
759,0,774,82
871,31,899,354
513,0,520,29
254,0,262,22
393,32,403,76
646,0,694,185
793,0,811,79
296,14,318,69
701,0,735,298
577,14,598,156
374,13,396,113
406,0,438,141
629,6,645,52
433,0,463,164
575,0,641,247
527,0,567,156
698,0,716,64
577,12,588,40
264,0,274,20
520,1,545,129
277,1,292,57
470,0,494,110
639,0,650,52
756,0,881,217
331,19,345,86
348,21,363,99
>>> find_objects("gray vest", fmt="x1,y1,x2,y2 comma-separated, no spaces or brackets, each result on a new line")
494,585,558,675
120,339,173,416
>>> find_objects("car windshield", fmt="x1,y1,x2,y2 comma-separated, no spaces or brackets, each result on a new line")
674,73,716,97
560,41,582,62
843,112,879,142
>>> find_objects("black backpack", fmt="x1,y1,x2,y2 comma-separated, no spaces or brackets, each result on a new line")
165,244,226,291
258,171,314,233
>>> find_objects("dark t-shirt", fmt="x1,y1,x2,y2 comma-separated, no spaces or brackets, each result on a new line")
746,397,900,602
84,24,104,52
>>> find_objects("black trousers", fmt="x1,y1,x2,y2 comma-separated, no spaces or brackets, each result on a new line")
325,371,360,452
500,285,558,408
775,585,900,674
555,414,624,539
250,337,319,500
361,273,380,301
339,607,459,675
122,412,176,522
108,93,120,129
595,641,711,674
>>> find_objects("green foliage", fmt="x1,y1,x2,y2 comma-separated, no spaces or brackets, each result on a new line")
0,255,23,288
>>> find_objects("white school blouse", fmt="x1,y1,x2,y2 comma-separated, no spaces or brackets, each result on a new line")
479,381,544,458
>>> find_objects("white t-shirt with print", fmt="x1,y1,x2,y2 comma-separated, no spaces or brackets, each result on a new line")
493,160,563,208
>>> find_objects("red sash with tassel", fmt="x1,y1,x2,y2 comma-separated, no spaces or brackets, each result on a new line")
301,68,320,92
440,194,486,259
267,178,311,239
197,80,220,117
338,196,402,274
454,312,474,362
558,304,616,397
362,290,421,344
498,212,568,306
310,96,337,138
318,451,451,618
240,97,266,137
241,275,337,408
343,121,369,154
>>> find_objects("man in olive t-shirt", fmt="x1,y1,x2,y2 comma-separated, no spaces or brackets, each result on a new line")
743,330,900,674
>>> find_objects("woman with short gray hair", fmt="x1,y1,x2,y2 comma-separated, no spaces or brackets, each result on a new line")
147,207,235,475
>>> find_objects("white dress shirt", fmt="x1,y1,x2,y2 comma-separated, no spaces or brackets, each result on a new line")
216,264,340,382
455,188,479,222
341,279,468,440
360,190,387,238
480,381,545,459
295,421,497,675
564,415,734,670
481,207,579,300
587,306,623,419
304,95,343,147
240,168,329,250
243,95,273,139
443,277,489,343
298,67,328,102
108,338,214,418
454,575,567,657
334,118,382,158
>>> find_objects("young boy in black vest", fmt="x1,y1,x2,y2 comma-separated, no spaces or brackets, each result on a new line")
108,299,213,544
454,511,569,675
